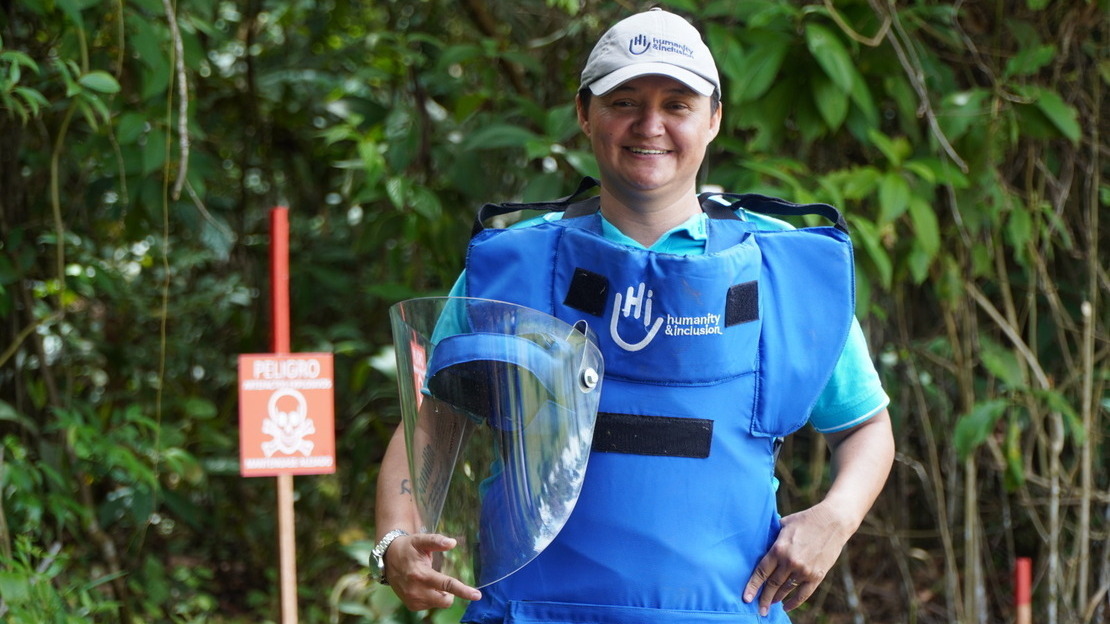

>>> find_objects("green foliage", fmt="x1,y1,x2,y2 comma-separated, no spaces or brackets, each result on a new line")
955,398,1009,462
0,0,1105,622
0,536,121,622
0,36,49,123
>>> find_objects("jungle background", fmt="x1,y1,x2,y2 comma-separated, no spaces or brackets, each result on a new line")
0,0,1106,622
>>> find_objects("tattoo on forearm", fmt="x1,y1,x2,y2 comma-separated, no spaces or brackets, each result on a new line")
400,478,411,496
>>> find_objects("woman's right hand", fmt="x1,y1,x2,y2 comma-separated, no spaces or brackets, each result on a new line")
384,533,483,610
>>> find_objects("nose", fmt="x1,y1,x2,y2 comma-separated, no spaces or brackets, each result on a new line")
632,106,665,137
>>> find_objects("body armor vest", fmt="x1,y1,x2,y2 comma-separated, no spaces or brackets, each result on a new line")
461,187,855,624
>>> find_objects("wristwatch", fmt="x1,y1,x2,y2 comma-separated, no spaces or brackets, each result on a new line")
371,529,409,584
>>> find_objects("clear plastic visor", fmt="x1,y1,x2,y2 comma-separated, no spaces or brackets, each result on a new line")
389,297,603,588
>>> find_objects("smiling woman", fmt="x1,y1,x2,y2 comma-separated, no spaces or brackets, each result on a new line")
375,8,895,624
569,9,724,247
576,75,722,245
0,0,1101,620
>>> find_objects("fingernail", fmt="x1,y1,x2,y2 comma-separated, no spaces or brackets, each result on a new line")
743,592,753,603
760,606,769,617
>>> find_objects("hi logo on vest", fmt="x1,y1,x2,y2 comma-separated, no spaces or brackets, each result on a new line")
610,282,724,352
610,282,663,352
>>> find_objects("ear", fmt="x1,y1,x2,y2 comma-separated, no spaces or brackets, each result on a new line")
576,93,590,136
708,102,722,141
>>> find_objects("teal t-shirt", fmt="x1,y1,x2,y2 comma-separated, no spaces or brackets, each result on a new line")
447,208,889,432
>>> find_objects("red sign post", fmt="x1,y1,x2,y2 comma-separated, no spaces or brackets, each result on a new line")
236,207,334,623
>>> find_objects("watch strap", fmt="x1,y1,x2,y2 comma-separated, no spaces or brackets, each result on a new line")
371,529,409,584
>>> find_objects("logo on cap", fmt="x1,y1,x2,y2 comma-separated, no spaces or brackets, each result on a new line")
627,34,696,59
629,34,650,55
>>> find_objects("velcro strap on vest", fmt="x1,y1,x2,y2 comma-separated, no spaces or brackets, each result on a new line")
725,280,759,327
592,413,713,458
563,267,609,317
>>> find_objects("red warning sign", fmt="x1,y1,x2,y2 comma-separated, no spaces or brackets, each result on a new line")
238,353,335,477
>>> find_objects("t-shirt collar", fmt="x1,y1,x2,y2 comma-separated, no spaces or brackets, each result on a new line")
599,212,708,252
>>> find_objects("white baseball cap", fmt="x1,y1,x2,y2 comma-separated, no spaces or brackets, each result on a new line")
580,8,721,98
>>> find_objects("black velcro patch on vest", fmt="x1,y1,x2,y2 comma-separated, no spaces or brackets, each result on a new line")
725,280,759,327
592,413,713,458
563,268,609,317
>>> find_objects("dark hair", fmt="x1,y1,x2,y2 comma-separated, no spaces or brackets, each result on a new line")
577,86,721,115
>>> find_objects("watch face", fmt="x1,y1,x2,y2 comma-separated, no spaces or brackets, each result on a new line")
373,549,388,583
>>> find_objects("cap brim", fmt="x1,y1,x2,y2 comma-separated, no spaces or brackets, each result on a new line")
587,63,716,97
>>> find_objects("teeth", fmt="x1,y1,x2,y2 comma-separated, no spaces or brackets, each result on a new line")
630,147,667,155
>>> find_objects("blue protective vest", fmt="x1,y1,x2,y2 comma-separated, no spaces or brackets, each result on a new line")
460,188,856,624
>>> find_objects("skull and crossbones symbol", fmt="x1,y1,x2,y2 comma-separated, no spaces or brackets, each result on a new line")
262,388,316,457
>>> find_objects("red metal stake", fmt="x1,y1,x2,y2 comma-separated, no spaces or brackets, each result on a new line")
271,208,291,355
270,207,298,624
1015,557,1031,624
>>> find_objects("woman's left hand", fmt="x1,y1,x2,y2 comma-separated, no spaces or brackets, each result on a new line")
742,502,852,616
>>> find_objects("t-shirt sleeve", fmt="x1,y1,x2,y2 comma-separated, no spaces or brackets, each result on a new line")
428,274,470,343
808,318,890,433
